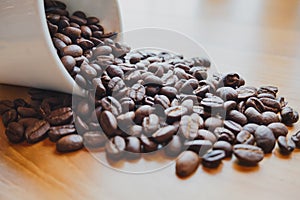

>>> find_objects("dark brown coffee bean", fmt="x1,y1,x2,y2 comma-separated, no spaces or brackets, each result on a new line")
224,120,242,135
117,111,135,131
154,95,170,109
236,130,255,145
244,107,263,125
261,111,280,125
70,15,87,25
47,21,58,35
164,135,183,157
152,125,178,143
242,123,259,134
14,98,29,108
258,86,278,96
227,110,247,126
254,125,276,153
56,134,83,152
5,122,25,143
93,45,112,56
92,78,106,97
126,125,142,137
245,97,265,113
86,16,100,25
213,141,232,157
25,120,50,143
47,107,73,126
106,65,124,79
216,87,238,101
62,27,81,40
2,109,18,126
105,136,126,160
129,84,145,102
61,56,76,72
260,98,281,113
224,101,237,113
281,106,299,125
197,129,217,144
47,13,61,24
159,86,177,100
17,107,39,118
257,93,276,99
201,96,224,111
75,74,87,88
179,79,198,94
165,106,188,124
176,151,200,178
124,137,142,159
267,122,288,138
99,110,117,137
120,97,135,112
18,118,39,128
124,71,141,87
100,96,122,116
214,127,235,144
233,144,264,165
277,136,295,155
48,124,76,142
219,73,240,88
62,44,83,57
57,19,70,30
204,117,224,132
179,115,199,139
76,38,94,50
140,134,158,153
52,37,66,52
291,131,300,148
236,86,257,100
0,100,14,115
236,101,246,113
202,150,225,168
142,114,160,136
90,36,104,46
54,33,72,45
185,140,212,156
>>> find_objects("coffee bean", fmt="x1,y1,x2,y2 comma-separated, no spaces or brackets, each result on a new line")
54,33,72,45
242,123,259,134
74,116,89,134
213,141,232,157
92,78,106,97
245,97,265,113
25,120,50,143
108,77,125,94
216,87,238,101
254,125,276,153
99,110,117,137
125,136,142,159
233,144,264,165
291,131,300,148
224,120,242,135
224,101,237,113
0,100,14,115
219,73,240,88
144,75,164,87
204,117,224,132
128,125,143,137
202,150,225,168
93,45,112,57
214,127,235,144
17,107,39,118
100,96,122,116
159,86,177,100
179,115,200,139
140,134,158,153
154,95,170,109
56,134,83,152
267,122,288,138
176,151,200,178
227,110,247,126
62,44,83,57
5,122,25,143
236,130,255,145
120,97,135,113
18,118,39,128
142,114,160,136
260,98,281,113
117,111,135,131
165,106,188,124
13,98,28,108
2,109,18,127
61,55,76,72
277,136,295,155
185,140,212,156
197,129,217,144
236,86,257,100
152,125,178,143
62,27,81,40
106,65,124,79
77,38,94,50
258,86,278,96
47,107,73,126
244,107,263,125
129,84,145,102
261,111,280,125
164,135,183,157
281,106,299,125
105,136,126,160
48,124,76,142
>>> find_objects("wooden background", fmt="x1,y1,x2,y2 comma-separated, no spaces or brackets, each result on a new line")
1,0,300,199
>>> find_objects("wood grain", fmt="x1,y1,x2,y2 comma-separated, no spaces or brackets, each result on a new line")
1,0,300,199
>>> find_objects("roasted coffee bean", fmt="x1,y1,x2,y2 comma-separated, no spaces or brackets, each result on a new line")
142,114,160,136
125,136,142,159
100,96,122,116
236,130,255,145
152,125,178,143
277,136,295,155
242,123,259,134
233,144,264,165
213,141,232,157
258,93,276,99
245,97,265,113
181,99,194,114
74,116,89,134
165,106,188,124
291,131,300,148
47,21,58,35
47,107,73,126
144,75,164,87
106,65,124,79
70,15,87,25
236,86,257,100
56,134,83,152
214,127,235,144
25,120,50,143
244,107,263,125
99,110,117,137
140,134,158,153
176,151,200,178
57,19,70,30
227,110,247,126
254,125,276,153
61,55,76,72
201,96,224,113
185,140,212,156
202,150,225,168
154,95,170,109
18,118,39,128
224,100,237,113
159,86,177,100
219,73,240,88
47,13,61,24
144,96,155,106
128,125,143,137
281,106,299,125
260,98,281,113
17,107,39,118
197,129,217,144
267,122,288,138
0,100,14,115
216,87,238,101
105,136,126,160
258,86,278,96
62,44,83,57
224,120,242,135
179,79,198,94
129,84,146,102
52,37,66,52
146,86,160,97
119,97,135,112
75,74,87,88
117,111,135,131
179,115,200,139
236,101,246,113
204,117,224,132
62,27,81,40
2,109,18,127
107,77,125,94
77,38,94,50
92,78,106,97
134,105,153,125
93,46,113,57
164,135,183,157
261,111,280,125
5,122,25,143
48,124,76,142
54,33,72,45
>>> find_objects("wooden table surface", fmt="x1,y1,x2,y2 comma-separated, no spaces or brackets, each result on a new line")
1,0,300,199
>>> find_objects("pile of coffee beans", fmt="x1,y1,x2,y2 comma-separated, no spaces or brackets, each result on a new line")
0,0,300,178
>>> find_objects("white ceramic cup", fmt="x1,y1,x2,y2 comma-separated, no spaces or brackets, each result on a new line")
0,0,122,95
